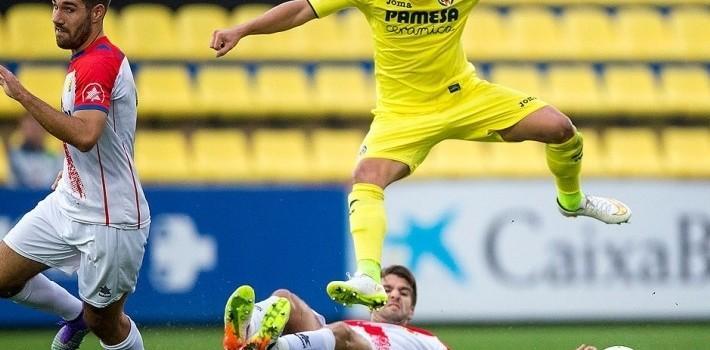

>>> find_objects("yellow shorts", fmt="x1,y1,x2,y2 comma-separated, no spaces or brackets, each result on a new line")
360,74,549,172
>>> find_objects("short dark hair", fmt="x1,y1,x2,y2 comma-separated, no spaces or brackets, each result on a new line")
82,0,110,9
382,265,417,307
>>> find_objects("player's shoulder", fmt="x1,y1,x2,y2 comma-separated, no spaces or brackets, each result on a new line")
72,37,125,69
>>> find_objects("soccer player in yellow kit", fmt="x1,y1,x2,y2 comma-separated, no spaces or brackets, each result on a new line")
211,0,632,310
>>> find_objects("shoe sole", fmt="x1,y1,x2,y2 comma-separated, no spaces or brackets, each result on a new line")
51,328,90,350
242,297,291,350
223,285,255,350
560,210,631,225
326,281,387,310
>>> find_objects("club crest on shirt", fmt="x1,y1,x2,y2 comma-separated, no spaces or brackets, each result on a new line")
438,0,454,6
83,83,105,103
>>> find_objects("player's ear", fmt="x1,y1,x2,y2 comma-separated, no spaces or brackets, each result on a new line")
91,4,106,24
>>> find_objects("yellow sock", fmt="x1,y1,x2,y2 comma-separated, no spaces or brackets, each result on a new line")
348,183,386,281
546,131,584,211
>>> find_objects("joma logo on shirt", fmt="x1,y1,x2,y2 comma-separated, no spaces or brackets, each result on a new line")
386,0,412,8
384,8,459,24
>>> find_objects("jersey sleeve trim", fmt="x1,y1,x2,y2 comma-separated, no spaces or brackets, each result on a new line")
75,104,109,113
306,0,320,18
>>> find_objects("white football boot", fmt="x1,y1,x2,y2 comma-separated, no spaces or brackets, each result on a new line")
327,273,387,310
558,195,631,224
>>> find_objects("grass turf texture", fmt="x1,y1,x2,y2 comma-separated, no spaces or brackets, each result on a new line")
1,323,708,349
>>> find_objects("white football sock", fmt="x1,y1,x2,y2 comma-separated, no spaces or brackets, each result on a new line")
271,329,336,350
101,317,144,350
9,273,82,321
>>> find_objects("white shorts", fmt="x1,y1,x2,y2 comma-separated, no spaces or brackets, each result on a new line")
3,192,149,308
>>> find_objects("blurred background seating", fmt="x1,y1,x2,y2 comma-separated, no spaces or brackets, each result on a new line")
0,0,707,183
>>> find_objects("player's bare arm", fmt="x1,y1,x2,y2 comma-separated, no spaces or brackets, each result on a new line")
210,0,317,58
0,65,106,153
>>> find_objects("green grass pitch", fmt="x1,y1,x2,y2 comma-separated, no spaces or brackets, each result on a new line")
1,323,708,349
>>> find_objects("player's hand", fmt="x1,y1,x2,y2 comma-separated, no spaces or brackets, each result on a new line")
576,345,597,350
0,65,26,101
210,27,243,58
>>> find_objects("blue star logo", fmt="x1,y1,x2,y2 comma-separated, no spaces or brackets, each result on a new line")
386,210,466,282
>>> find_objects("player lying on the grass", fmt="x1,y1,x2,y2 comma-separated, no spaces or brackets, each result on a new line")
223,265,448,350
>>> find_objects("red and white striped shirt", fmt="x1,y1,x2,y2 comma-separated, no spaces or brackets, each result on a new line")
57,36,149,229
345,320,449,350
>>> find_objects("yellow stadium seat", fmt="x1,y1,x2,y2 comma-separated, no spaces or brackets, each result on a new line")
17,65,67,110
413,140,488,179
341,9,374,60
120,4,176,60
615,7,673,60
314,66,374,118
489,64,547,99
6,129,63,157
228,4,284,60
134,130,190,183
251,129,311,181
488,141,548,177
44,134,64,155
196,66,254,118
661,65,710,116
103,10,123,48
0,138,9,184
0,93,23,119
604,128,662,177
312,129,363,181
136,66,195,119
508,6,562,60
6,4,65,59
577,129,605,177
253,66,313,117
561,6,615,60
546,65,604,116
602,65,662,116
175,4,228,59
670,6,710,60
662,128,710,177
463,6,510,60
0,15,6,58
191,129,252,182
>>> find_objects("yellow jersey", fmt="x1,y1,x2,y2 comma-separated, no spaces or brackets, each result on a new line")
308,0,478,113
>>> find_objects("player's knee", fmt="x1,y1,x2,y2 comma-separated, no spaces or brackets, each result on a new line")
272,288,291,299
352,163,381,184
548,115,575,144
0,282,24,299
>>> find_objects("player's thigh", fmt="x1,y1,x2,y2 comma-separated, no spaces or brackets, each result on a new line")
450,79,549,142
0,242,47,295
1,195,79,291
360,112,444,175
75,223,149,308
